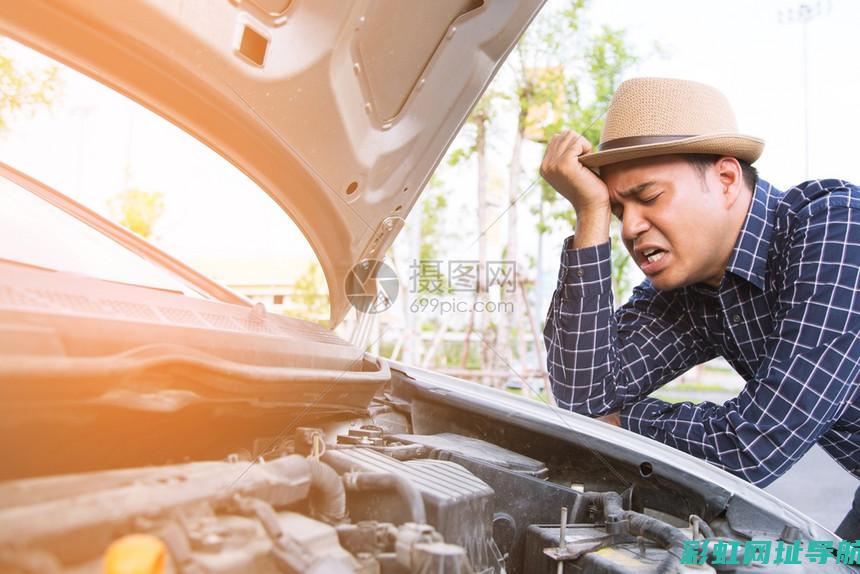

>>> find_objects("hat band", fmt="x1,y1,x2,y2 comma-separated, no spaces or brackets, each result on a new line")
598,134,694,151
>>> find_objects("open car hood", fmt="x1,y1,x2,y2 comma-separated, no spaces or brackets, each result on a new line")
0,0,545,325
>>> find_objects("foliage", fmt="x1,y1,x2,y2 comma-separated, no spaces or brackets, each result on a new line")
291,263,329,323
407,0,645,375
527,3,639,302
0,43,59,131
419,179,448,264
108,188,165,239
609,220,634,299
446,92,501,167
413,176,451,297
448,0,640,301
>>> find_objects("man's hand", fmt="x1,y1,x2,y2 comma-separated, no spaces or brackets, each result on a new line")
540,131,610,214
598,412,621,427
540,131,612,249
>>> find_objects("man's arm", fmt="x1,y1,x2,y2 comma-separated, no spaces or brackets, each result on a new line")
539,130,612,250
622,200,860,487
540,131,716,417
544,239,716,415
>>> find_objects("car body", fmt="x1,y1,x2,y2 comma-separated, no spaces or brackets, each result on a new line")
0,1,852,573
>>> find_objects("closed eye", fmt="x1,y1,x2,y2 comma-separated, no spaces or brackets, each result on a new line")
641,193,662,205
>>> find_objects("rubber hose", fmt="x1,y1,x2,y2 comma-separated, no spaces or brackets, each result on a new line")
307,458,347,524
581,491,689,574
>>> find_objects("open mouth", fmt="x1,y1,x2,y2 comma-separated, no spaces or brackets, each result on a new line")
637,246,670,275
641,248,667,264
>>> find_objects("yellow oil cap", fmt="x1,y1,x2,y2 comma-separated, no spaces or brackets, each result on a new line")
103,534,166,574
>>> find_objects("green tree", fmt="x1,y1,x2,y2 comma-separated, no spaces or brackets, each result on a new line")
436,0,641,388
478,0,640,384
291,263,329,323
0,43,58,130
404,0,643,385
407,177,454,367
108,188,165,239
446,94,498,376
536,8,638,302
418,177,449,279
448,92,498,295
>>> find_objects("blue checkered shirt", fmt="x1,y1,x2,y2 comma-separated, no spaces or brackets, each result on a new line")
544,178,860,487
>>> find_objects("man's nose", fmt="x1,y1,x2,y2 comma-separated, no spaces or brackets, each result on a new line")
621,207,650,242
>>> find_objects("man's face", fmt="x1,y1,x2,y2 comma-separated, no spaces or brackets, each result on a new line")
601,155,735,291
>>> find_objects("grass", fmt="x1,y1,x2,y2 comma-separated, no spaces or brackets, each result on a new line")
660,381,739,393
650,393,720,404
506,386,550,402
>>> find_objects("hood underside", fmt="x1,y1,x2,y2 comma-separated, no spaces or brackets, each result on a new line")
0,0,545,325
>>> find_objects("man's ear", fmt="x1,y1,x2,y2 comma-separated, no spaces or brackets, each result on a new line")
715,156,744,207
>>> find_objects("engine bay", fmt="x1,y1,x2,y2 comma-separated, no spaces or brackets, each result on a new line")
1,378,835,574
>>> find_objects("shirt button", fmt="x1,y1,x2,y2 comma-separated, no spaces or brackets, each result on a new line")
576,269,584,278
732,314,742,324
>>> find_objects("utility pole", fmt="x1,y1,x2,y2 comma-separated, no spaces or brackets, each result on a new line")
779,1,830,180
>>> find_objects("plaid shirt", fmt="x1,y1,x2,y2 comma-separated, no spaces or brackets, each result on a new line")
544,178,860,487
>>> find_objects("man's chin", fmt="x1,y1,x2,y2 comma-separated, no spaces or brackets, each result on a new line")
648,273,685,292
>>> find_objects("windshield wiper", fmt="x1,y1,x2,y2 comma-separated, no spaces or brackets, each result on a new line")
0,257,58,273
0,257,185,296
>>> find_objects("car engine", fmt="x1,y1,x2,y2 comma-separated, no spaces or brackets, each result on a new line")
2,412,818,574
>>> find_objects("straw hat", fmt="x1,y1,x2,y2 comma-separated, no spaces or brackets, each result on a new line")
579,77,764,169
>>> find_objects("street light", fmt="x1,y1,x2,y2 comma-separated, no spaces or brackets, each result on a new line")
779,1,831,180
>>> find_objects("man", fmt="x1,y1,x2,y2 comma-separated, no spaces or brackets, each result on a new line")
540,77,860,538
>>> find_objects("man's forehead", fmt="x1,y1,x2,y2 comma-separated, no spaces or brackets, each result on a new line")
601,155,691,193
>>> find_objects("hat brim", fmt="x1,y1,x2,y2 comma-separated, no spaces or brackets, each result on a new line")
579,133,764,170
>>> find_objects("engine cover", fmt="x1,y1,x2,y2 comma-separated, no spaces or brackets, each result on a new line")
324,447,498,571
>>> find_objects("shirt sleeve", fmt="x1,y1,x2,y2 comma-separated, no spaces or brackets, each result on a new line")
543,236,715,416
622,201,860,487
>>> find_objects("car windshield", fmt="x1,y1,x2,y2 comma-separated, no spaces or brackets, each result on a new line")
0,172,206,297
0,38,329,321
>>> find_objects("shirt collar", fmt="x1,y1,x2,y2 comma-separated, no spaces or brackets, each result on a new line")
724,178,781,290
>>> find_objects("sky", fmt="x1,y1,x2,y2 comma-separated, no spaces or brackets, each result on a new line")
0,0,857,296
588,0,860,187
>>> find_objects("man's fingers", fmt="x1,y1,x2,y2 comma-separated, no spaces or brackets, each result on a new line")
544,131,573,165
542,132,569,174
549,131,570,157
540,129,608,213
580,136,593,155
557,130,590,160
558,130,578,156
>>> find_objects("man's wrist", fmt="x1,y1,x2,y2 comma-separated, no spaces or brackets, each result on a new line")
573,206,611,249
